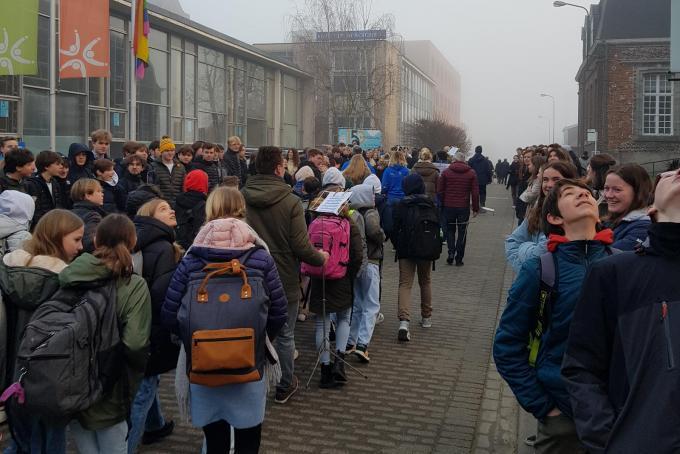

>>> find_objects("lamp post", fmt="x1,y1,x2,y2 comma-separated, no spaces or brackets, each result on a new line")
540,93,555,143
553,1,590,17
538,116,551,144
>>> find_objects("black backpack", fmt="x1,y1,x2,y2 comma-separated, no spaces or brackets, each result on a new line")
12,280,124,419
397,197,442,264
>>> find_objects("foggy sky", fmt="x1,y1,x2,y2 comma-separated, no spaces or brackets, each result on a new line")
179,0,588,161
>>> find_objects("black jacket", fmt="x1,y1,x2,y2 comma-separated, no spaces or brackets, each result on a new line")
191,158,219,192
67,147,94,183
174,191,206,250
118,171,143,199
562,223,680,454
468,153,493,185
72,200,106,253
224,149,248,187
133,216,180,376
25,175,64,229
0,175,25,193
99,180,125,214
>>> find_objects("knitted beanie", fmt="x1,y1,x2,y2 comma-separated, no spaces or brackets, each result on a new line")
184,169,209,194
159,136,176,153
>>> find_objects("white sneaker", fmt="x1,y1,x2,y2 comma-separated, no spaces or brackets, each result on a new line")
375,313,385,324
420,317,432,328
398,320,410,342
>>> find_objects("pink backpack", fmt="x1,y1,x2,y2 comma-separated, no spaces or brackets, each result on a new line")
301,215,351,280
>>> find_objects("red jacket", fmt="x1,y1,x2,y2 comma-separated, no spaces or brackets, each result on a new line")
437,161,480,211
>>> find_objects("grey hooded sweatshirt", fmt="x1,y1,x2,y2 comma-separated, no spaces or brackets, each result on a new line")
349,183,385,264
0,190,34,253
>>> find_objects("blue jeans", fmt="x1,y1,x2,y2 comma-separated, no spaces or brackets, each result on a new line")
70,420,128,454
3,402,65,454
315,308,351,364
348,263,381,347
274,299,299,392
127,376,166,454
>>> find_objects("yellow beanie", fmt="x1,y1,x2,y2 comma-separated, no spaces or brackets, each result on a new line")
159,136,175,153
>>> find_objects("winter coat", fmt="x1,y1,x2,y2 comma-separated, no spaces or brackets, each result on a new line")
174,191,207,251
0,251,65,387
161,218,287,428
133,216,180,376
504,218,547,274
25,175,64,229
99,179,125,215
468,153,492,185
381,165,409,202
0,191,34,252
349,183,385,263
493,237,611,420
151,160,186,206
309,215,364,315
72,200,107,253
607,209,651,251
60,253,151,431
224,150,248,187
507,161,520,187
242,174,325,305
0,175,25,193
118,171,144,199
411,162,440,200
191,158,220,192
562,223,680,454
437,161,480,211
55,177,72,209
67,146,94,183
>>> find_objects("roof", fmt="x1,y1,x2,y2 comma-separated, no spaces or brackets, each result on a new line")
112,0,311,78
596,0,670,40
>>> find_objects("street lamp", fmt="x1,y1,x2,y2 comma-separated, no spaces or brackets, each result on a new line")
540,93,555,143
553,1,590,17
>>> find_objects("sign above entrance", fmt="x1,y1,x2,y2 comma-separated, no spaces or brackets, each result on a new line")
316,30,387,42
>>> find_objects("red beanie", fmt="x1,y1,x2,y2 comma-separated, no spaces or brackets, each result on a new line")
184,170,208,194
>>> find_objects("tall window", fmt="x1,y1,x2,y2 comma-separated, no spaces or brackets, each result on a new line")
643,74,673,136
137,29,169,142
197,45,226,144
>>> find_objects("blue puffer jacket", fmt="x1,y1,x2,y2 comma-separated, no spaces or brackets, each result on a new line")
609,209,651,251
161,245,288,339
505,218,547,273
381,165,409,202
493,238,610,420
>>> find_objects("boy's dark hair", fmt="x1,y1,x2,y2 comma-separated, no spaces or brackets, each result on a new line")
124,154,145,167
303,176,321,196
0,136,17,150
35,150,61,173
93,158,114,175
255,146,283,175
59,155,69,168
541,178,594,236
191,141,205,153
148,140,161,151
177,145,194,156
203,142,215,151
122,141,144,156
307,148,322,158
4,148,35,174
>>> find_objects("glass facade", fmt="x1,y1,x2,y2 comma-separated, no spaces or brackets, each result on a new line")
400,61,434,146
0,9,305,155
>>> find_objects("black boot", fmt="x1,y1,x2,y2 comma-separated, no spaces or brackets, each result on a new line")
332,351,347,384
319,363,338,389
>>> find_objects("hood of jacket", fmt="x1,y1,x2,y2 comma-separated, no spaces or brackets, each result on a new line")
413,161,439,177
175,190,206,210
241,174,292,208
59,252,112,289
622,208,650,223
0,250,66,310
348,183,375,209
133,216,175,252
68,143,94,168
449,161,473,174
192,217,269,252
0,190,35,231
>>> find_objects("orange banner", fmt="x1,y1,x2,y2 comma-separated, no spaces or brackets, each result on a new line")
59,0,110,79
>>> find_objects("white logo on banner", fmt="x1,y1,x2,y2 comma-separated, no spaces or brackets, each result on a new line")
60,29,107,77
0,28,34,75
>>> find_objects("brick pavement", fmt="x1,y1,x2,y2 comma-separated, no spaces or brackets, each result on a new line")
0,184,522,454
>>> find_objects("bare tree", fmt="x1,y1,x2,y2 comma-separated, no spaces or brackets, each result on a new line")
289,0,401,144
409,118,471,154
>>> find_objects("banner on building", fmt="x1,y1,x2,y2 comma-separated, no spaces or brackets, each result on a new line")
0,0,39,76
133,0,150,79
338,128,383,149
59,0,110,78
672,0,680,72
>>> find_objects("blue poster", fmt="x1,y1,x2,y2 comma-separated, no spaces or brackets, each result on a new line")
112,112,120,127
338,128,383,149
0,100,9,118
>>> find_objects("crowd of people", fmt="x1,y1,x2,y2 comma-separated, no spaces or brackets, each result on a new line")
0,132,490,454
494,143,680,452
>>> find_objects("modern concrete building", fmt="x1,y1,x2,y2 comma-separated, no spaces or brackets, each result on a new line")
255,37,461,148
0,0,313,157
576,0,680,165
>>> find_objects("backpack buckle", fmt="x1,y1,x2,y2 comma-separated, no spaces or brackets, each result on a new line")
241,283,252,299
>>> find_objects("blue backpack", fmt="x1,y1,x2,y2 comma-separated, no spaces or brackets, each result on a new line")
177,247,270,387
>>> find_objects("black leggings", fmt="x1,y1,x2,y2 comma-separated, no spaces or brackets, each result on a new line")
203,421,262,454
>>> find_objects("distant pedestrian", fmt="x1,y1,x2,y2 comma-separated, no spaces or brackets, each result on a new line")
467,146,493,207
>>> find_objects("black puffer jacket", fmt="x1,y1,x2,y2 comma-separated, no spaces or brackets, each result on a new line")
133,216,180,376
100,179,125,215
224,149,248,185
118,171,143,199
151,161,185,206
25,174,64,229
72,200,106,253
174,190,207,250
191,158,220,192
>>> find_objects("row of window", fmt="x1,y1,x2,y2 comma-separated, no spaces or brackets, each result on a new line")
0,11,304,154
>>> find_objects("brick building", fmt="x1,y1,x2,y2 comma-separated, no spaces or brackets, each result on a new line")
577,0,680,165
